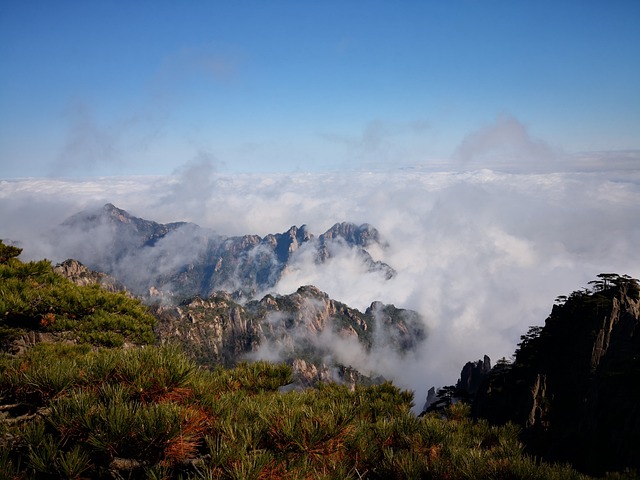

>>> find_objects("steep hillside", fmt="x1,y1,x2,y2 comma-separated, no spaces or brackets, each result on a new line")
47,254,423,386
469,274,640,475
53,258,127,293
0,244,155,352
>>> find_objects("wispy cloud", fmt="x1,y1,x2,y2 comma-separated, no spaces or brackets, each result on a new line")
50,95,170,178
321,118,430,167
47,45,241,178
154,46,242,88
453,114,560,170
158,151,220,213
51,102,122,176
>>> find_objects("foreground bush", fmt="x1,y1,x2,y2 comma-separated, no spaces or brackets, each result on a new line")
0,242,155,348
0,344,601,479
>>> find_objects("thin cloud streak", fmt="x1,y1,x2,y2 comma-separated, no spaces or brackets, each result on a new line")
52,102,121,175
453,114,561,170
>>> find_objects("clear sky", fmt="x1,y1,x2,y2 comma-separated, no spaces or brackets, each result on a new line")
1,0,639,177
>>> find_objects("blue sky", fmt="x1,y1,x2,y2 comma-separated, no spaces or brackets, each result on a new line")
1,1,639,177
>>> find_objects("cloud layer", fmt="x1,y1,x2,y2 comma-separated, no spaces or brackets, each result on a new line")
2,165,639,401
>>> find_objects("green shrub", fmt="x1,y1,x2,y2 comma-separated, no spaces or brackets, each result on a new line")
26,433,60,474
0,250,155,347
2,342,596,480
55,445,91,479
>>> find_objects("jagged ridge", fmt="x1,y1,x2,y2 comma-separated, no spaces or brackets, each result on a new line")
55,203,396,299
152,284,426,386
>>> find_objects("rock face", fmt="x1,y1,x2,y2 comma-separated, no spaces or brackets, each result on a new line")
53,258,127,293
318,222,382,248
54,259,422,387
62,202,190,249
457,355,491,397
55,204,395,299
421,356,492,414
471,275,640,475
152,285,426,386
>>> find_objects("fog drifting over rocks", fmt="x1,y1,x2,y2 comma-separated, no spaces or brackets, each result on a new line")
2,164,639,399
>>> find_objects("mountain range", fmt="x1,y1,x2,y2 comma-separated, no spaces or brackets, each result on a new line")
3,236,609,478
152,284,425,386
47,204,421,389
28,204,640,475
55,203,395,300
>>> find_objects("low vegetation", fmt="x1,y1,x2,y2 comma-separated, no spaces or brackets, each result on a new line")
0,241,610,478
0,242,155,348
0,344,592,479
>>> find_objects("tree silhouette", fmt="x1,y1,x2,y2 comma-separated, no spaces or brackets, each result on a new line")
0,240,22,263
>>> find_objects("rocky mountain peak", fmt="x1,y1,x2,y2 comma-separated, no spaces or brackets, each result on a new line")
294,284,328,299
313,222,394,279
320,222,384,248
456,355,492,396
102,203,132,223
63,203,135,227
265,225,314,264
152,285,426,387
62,203,189,247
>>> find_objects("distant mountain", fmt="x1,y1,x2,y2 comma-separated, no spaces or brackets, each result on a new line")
55,203,395,299
151,284,425,386
52,205,412,388
427,274,640,476
62,202,191,247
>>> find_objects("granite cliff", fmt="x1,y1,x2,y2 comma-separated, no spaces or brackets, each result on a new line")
53,258,127,293
440,274,640,475
151,285,425,387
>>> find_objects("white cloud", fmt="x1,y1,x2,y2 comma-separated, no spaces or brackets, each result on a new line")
2,162,639,399
453,114,560,170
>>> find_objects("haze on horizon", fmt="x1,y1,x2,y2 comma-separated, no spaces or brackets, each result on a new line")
1,2,639,394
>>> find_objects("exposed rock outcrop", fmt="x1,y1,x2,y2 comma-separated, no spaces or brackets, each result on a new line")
152,285,426,386
421,355,492,414
53,258,127,293
62,203,189,246
319,222,383,248
471,275,640,475
456,354,491,397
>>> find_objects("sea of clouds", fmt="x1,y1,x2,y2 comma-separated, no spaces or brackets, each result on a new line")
2,161,639,403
